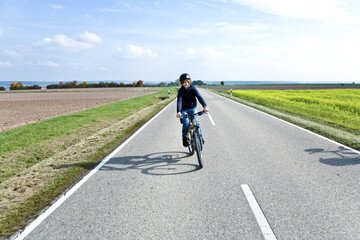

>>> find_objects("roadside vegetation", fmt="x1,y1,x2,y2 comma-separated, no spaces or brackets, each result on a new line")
221,89,360,150
46,80,146,89
0,87,177,238
9,81,41,90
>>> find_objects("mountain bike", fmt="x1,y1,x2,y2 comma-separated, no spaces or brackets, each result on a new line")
183,111,205,168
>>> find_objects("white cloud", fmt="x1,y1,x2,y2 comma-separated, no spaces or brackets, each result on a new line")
117,45,157,59
51,4,64,9
0,61,12,67
38,61,60,67
80,32,102,43
101,2,143,13
99,66,108,71
179,24,211,35
179,22,270,38
187,47,225,60
36,34,94,51
276,36,360,70
101,8,125,13
215,22,271,32
226,0,360,24
3,49,22,59
227,33,360,81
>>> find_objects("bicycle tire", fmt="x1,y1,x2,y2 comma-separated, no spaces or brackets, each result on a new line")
194,132,203,168
187,131,195,155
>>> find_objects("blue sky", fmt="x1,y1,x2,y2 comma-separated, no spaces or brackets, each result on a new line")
1,0,360,83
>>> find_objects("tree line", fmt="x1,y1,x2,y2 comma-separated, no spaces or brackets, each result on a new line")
0,79,209,91
8,82,41,90
46,80,146,89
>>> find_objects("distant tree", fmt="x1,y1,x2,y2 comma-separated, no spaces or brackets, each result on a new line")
47,84,59,89
10,82,40,90
120,82,125,87
193,80,205,86
10,82,18,89
87,83,97,88
24,84,41,90
98,81,105,88
133,81,136,87
158,82,167,87
136,80,144,87
167,79,180,87
10,82,23,90
0,86,5,91
18,82,24,89
221,81,225,85
64,81,72,88
109,81,117,87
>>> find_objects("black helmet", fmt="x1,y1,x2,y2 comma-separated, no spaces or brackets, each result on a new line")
179,73,191,81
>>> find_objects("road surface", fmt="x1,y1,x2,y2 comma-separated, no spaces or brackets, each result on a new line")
16,89,360,239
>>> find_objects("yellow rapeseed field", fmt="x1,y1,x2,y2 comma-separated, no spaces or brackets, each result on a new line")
229,89,360,133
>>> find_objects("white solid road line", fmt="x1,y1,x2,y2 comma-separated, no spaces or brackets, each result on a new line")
13,100,175,240
241,184,277,240
207,113,216,126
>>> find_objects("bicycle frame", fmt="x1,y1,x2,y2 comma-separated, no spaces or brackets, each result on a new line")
184,111,203,139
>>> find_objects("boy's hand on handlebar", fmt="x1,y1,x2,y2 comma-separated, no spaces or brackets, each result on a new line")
203,107,209,113
176,112,183,118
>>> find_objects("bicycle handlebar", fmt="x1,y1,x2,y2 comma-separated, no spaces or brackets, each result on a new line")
182,111,204,118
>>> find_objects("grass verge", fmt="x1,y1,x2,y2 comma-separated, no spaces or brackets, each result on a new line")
0,88,177,239
213,90,360,151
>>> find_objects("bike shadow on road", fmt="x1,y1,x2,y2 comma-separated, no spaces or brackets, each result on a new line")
305,146,360,166
100,151,201,175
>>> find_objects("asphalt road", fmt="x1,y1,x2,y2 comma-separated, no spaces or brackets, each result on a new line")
17,89,360,240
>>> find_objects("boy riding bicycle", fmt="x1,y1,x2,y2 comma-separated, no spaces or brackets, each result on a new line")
176,73,209,147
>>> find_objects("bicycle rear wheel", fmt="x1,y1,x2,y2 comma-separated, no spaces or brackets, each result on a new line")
193,131,203,168
187,131,194,155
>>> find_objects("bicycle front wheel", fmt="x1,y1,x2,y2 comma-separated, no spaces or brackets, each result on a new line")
193,131,203,168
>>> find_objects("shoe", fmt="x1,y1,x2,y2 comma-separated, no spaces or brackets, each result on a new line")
182,137,189,147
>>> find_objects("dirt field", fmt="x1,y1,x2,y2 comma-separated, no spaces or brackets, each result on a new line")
0,88,161,131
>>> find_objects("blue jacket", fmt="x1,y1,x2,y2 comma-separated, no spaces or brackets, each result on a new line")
177,85,207,112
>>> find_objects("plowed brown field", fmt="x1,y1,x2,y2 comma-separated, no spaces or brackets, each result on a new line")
0,88,161,131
